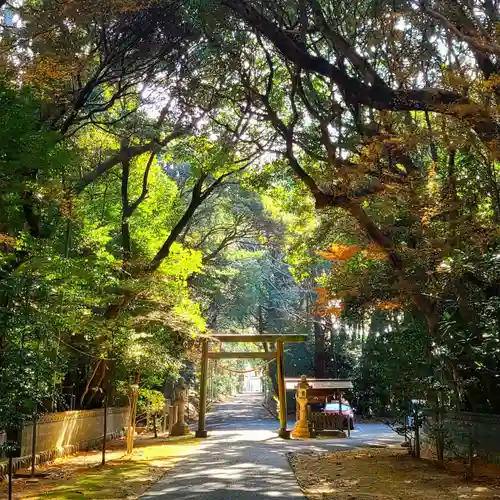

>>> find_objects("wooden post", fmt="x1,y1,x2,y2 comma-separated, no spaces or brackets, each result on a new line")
414,409,421,459
152,412,158,438
162,400,168,433
208,360,213,401
338,399,342,431
196,339,209,438
8,454,12,500
102,396,108,465
276,340,290,439
30,412,37,476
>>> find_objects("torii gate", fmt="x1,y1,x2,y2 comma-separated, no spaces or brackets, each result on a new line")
195,334,308,439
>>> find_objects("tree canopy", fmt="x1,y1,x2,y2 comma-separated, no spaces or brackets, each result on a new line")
0,0,499,434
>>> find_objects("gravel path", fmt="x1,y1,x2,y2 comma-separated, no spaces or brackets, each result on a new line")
141,393,401,499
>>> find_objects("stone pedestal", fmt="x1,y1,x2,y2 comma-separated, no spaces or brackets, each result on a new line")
170,379,191,436
278,429,291,439
292,375,311,439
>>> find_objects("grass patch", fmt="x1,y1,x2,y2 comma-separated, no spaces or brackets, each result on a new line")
35,461,154,499
2,436,200,500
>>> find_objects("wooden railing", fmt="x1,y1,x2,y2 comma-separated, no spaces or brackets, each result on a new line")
309,411,344,433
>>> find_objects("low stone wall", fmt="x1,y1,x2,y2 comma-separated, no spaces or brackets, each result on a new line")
21,407,129,457
0,407,129,479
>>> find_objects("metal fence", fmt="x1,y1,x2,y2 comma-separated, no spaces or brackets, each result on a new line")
422,410,500,467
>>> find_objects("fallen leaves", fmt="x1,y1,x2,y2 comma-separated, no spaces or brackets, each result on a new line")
287,448,500,500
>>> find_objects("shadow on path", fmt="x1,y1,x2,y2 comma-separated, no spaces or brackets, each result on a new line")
142,393,401,499
142,393,303,499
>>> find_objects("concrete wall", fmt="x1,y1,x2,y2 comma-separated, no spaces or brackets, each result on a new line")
0,407,129,479
21,407,129,457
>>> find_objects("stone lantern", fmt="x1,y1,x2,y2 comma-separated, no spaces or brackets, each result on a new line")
170,378,191,436
291,375,311,439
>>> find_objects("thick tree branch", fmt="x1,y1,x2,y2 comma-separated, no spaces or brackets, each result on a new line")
129,152,155,214
421,2,500,56
72,126,189,194
421,1,500,89
345,200,439,335
149,174,207,272
202,231,240,263
74,143,155,195
309,0,386,87
199,165,248,203
191,222,240,249
223,0,500,143
148,166,247,272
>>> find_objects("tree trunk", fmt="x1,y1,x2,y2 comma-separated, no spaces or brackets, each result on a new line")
121,156,132,261
314,320,326,378
85,362,107,408
80,360,102,408
258,304,268,352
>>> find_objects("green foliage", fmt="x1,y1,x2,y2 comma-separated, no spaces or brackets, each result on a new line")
0,82,72,237
1,0,500,435
137,388,165,415
352,311,429,416
0,83,210,428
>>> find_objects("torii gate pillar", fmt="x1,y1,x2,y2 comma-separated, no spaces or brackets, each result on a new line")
276,339,290,438
195,339,209,438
